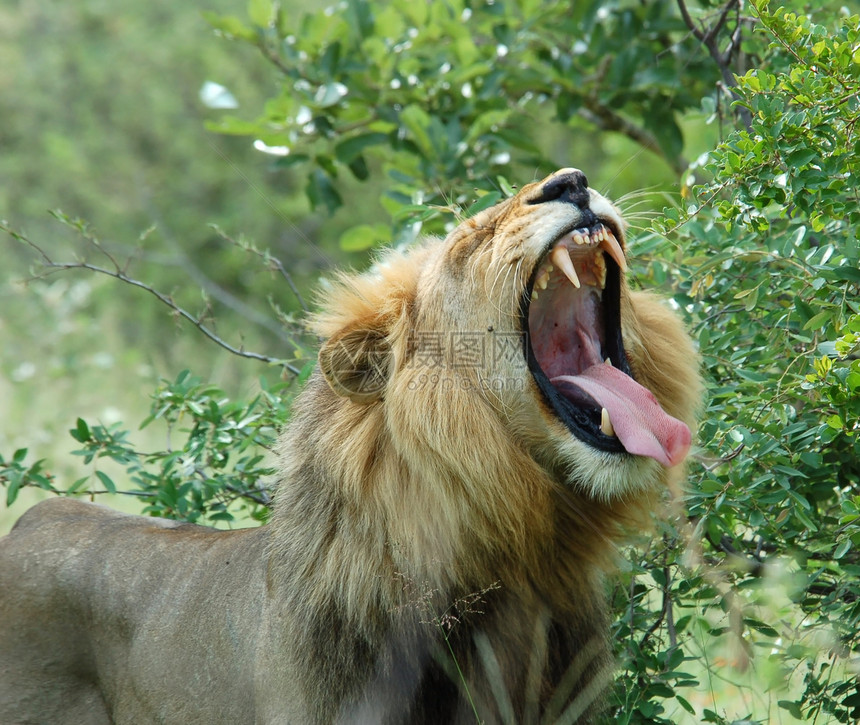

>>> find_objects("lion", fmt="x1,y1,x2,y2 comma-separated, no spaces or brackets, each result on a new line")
0,168,701,724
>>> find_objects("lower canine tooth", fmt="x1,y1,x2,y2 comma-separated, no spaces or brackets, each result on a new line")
594,254,607,289
600,408,615,437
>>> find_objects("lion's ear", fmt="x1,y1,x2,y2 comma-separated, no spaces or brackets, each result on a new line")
318,323,392,404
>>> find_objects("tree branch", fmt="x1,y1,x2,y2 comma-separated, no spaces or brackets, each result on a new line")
696,442,745,471
577,104,687,176
676,0,752,131
136,193,300,341
2,219,303,377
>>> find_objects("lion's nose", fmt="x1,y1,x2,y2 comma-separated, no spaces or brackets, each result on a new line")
529,169,591,209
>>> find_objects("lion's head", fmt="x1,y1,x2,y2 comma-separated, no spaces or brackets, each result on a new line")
312,168,700,510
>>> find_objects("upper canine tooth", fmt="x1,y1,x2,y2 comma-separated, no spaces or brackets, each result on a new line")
550,245,581,289
600,407,615,437
599,230,627,273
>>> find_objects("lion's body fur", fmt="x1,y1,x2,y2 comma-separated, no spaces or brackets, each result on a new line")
0,170,701,724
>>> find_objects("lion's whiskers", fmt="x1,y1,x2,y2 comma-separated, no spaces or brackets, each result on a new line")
510,257,524,318
469,239,496,289
485,261,516,318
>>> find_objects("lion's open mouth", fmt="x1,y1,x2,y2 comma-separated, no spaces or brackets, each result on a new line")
522,223,690,467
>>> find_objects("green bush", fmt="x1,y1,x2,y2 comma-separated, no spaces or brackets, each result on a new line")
616,6,860,722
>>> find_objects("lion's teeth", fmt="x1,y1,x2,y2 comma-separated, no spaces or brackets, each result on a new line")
550,245,581,289
599,230,627,273
594,253,607,289
531,290,538,301
600,408,615,437
604,358,612,366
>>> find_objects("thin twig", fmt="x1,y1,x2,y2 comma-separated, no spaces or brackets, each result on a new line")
696,442,745,471
2,220,303,376
638,543,676,653
223,482,273,507
48,259,300,373
138,197,296,342
208,224,309,313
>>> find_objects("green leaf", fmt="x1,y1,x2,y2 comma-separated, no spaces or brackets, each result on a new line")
804,310,832,331
834,538,852,559
334,133,388,164
95,470,117,495
67,477,90,493
400,105,434,157
787,148,819,167
247,0,273,27
201,12,256,41
71,418,91,443
465,110,511,144
676,695,696,715
347,155,369,181
793,297,816,324
339,223,390,251
647,682,675,698
314,82,348,108
305,169,343,213
465,192,502,216
824,266,860,283
778,700,804,719
346,0,374,39
745,618,779,638
5,471,22,506
273,153,310,169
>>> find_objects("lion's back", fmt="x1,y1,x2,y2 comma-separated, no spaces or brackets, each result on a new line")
0,497,270,724
1,498,204,610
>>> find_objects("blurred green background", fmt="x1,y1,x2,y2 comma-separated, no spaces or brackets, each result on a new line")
1,0,312,513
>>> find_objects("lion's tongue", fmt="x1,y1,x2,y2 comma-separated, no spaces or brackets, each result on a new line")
552,364,691,467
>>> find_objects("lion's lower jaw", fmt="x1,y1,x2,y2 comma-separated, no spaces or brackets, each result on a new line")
553,437,664,501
